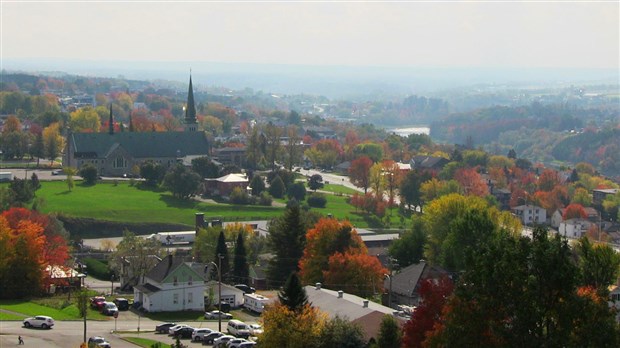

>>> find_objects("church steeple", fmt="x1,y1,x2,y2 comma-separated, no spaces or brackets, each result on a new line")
184,74,198,132
108,104,114,135
129,112,134,132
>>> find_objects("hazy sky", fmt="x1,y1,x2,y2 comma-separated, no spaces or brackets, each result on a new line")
2,0,619,69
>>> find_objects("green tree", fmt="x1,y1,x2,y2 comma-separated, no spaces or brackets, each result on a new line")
269,175,286,199
31,132,45,166
399,169,431,211
193,226,221,263
139,160,165,187
191,156,220,178
353,143,384,162
215,230,230,280
232,232,249,284
69,106,101,132
108,230,163,286
162,164,201,199
78,164,98,185
317,316,366,348
308,174,324,192
389,217,426,268
64,167,77,191
576,237,620,293
250,174,265,196
9,178,35,206
278,272,308,311
287,182,307,201
268,205,308,286
377,314,402,348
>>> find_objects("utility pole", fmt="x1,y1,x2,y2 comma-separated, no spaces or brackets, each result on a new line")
218,253,223,333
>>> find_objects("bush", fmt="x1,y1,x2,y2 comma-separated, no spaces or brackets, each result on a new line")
269,175,286,199
307,193,327,208
79,164,98,185
259,192,273,206
230,187,251,205
287,182,307,201
83,257,113,280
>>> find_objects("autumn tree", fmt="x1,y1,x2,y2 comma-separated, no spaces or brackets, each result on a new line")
305,139,343,169
563,203,587,220
369,162,386,198
108,230,163,286
454,167,489,197
537,168,561,192
349,156,373,194
571,187,592,206
69,106,101,132
324,251,387,297
317,316,366,348
284,125,303,171
260,303,326,348
43,122,64,166
299,218,366,285
382,160,402,212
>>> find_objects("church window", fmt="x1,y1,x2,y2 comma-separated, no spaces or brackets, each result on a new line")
114,157,126,168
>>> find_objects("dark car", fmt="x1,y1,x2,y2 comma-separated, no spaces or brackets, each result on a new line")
172,326,195,339
155,322,177,334
234,284,255,294
202,331,225,345
113,298,129,311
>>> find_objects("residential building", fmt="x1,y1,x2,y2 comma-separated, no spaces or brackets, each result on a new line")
214,147,246,167
512,205,547,225
558,218,592,239
551,207,600,228
205,280,245,308
203,173,250,197
383,261,449,308
134,255,206,312
593,188,619,205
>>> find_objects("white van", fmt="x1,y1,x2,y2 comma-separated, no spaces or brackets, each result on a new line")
227,319,250,338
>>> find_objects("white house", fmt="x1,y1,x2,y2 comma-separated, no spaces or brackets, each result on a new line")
134,255,206,312
558,218,592,239
512,205,547,225
205,280,245,308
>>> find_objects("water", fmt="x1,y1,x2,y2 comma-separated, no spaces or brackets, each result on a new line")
388,126,431,137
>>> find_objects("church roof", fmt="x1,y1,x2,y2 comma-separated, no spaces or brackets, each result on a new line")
185,75,197,125
70,131,209,159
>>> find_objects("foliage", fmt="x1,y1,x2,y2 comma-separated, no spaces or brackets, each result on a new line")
69,106,101,132
258,191,273,206
307,193,327,208
349,156,373,194
299,218,365,285
278,272,308,311
232,232,249,284
305,139,343,169
317,316,366,348
229,187,251,205
267,205,309,286
389,217,426,268
79,164,98,185
260,303,327,348
576,237,620,293
42,122,64,165
250,174,265,195
399,169,432,210
140,160,165,187
82,257,113,280
308,174,324,192
9,177,35,205
193,226,221,264
377,314,402,348
162,164,201,199
108,230,163,285
214,230,230,280
324,251,387,297
268,175,286,199
562,203,587,220
287,182,307,201
353,143,384,162
191,156,220,179
454,167,488,197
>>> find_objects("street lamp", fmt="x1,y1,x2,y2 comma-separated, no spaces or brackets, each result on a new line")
207,254,224,332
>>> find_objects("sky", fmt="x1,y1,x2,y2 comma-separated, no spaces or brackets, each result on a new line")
1,0,619,70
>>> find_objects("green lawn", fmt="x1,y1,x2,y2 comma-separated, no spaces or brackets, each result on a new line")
0,297,111,321
36,181,284,225
0,311,27,320
321,184,359,195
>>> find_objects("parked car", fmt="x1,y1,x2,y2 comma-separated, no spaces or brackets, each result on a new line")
213,335,235,348
23,315,54,329
205,310,232,320
113,298,129,311
227,320,250,338
228,338,249,348
202,331,225,345
90,296,106,310
234,284,255,294
172,326,195,339
248,323,263,336
192,328,214,342
88,336,111,348
238,342,257,348
51,169,63,176
155,322,176,334
169,324,191,335
101,302,118,316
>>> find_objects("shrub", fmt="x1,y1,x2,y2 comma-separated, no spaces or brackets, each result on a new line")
307,193,327,208
269,175,286,199
250,174,265,195
259,192,273,206
230,187,251,205
79,164,98,185
287,182,307,201
83,257,113,280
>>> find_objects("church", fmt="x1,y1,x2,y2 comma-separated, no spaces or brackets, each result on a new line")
63,76,210,177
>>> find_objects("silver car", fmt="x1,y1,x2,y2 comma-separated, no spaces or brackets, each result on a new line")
23,315,54,329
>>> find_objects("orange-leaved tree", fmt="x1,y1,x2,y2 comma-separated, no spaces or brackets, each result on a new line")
299,218,365,286
323,251,387,297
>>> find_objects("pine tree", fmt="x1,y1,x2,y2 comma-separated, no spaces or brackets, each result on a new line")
268,204,307,285
377,314,402,348
214,230,230,280
278,272,308,311
233,232,249,284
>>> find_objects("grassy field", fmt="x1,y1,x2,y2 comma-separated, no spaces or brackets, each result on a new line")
36,181,285,225
0,299,108,320
123,337,172,348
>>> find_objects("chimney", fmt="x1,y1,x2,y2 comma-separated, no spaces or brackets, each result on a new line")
315,282,322,290
195,213,205,232
363,300,369,308
338,290,343,298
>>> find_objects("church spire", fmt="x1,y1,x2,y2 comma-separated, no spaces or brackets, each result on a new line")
108,104,114,135
129,112,134,132
184,73,198,132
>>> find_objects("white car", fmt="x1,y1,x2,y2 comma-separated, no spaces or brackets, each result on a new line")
205,310,233,320
248,323,263,336
101,302,118,316
168,324,191,335
23,315,54,329
228,338,249,348
238,342,257,348
192,328,214,342
213,335,235,348
88,336,111,348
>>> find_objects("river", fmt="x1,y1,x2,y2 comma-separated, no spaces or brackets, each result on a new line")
387,126,431,137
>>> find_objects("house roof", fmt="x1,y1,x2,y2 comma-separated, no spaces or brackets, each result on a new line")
249,264,267,280
410,156,449,169
385,262,428,297
512,204,544,211
214,173,248,183
361,233,400,243
135,283,161,294
145,255,195,283
71,131,209,159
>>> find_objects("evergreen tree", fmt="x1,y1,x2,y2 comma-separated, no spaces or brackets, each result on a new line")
377,315,402,348
278,272,308,311
268,204,307,285
268,175,286,198
317,316,366,348
214,230,230,280
233,232,249,284
250,174,265,195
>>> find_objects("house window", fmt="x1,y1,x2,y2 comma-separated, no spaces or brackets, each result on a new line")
188,276,192,285
173,276,178,286
173,293,179,304
188,292,193,304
